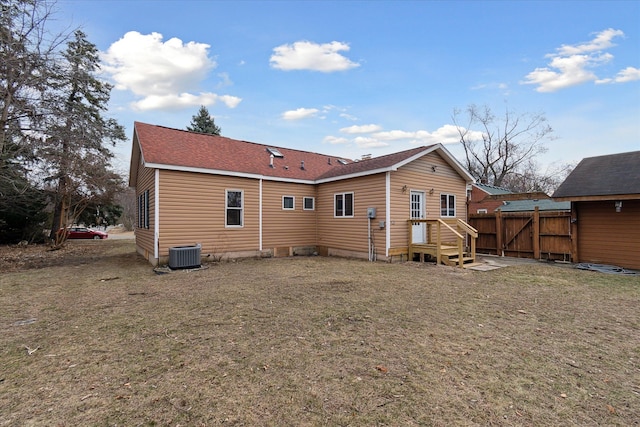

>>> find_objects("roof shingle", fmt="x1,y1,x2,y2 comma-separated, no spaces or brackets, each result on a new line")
552,151,640,199
130,122,471,184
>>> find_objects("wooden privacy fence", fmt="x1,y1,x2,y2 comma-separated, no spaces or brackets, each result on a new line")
468,207,573,261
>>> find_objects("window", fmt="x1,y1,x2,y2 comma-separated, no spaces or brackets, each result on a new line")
282,195,295,210
334,192,354,217
267,147,284,158
138,190,149,229
477,208,488,214
440,194,455,217
303,197,315,211
226,190,243,227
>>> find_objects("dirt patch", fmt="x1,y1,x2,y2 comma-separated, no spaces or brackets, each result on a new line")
1,240,639,425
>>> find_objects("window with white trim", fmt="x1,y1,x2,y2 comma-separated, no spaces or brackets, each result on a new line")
334,192,354,217
282,195,295,210
303,197,315,211
226,190,243,227
440,194,455,217
477,208,488,214
138,189,149,229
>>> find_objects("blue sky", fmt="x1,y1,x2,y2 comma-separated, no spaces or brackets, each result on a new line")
57,0,640,175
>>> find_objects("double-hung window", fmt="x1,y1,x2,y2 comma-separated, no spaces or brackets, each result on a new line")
282,196,295,210
226,190,243,227
440,194,455,217
334,192,354,217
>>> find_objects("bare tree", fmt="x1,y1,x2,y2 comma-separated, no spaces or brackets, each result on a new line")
0,0,70,242
452,104,554,190
500,159,575,194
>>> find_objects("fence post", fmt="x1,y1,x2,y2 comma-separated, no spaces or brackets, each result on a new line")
533,206,540,259
495,210,503,256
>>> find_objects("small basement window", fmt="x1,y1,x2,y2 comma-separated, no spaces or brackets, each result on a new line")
283,195,295,210
303,197,315,211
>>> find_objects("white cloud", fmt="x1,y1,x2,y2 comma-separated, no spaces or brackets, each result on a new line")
556,28,623,56
596,66,640,84
372,125,468,145
354,136,389,148
340,124,383,134
270,40,360,72
522,29,636,92
282,108,320,120
324,135,350,145
101,31,241,111
324,124,471,150
131,93,241,111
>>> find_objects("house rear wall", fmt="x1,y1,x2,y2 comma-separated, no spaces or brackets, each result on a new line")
158,170,260,260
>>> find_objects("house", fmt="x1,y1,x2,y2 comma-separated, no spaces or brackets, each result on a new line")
468,183,566,214
552,150,640,270
468,183,513,214
129,122,476,266
496,199,570,213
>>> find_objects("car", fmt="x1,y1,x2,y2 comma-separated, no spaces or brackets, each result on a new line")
58,227,108,240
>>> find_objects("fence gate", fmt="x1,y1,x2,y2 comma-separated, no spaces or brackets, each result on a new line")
469,208,572,261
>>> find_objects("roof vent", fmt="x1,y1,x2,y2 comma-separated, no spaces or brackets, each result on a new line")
328,158,331,165
269,154,274,168
300,161,305,170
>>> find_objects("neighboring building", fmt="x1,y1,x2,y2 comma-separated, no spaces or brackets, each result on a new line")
129,122,475,266
553,150,640,270
468,183,568,214
496,199,571,213
468,183,513,214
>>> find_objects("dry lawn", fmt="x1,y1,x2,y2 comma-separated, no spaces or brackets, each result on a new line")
1,240,639,426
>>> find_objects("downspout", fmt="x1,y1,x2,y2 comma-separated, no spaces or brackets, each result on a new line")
154,169,160,262
385,171,391,258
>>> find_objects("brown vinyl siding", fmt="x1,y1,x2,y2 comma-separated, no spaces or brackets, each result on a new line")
157,170,260,258
576,200,640,269
317,174,387,258
389,152,467,249
262,181,317,248
135,165,155,258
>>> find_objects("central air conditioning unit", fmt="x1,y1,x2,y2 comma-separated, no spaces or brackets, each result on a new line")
169,244,201,269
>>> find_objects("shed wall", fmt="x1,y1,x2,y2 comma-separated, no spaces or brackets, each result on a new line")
576,200,640,270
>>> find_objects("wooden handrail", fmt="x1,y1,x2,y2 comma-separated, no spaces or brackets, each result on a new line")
407,218,477,268
436,219,464,240
456,219,478,238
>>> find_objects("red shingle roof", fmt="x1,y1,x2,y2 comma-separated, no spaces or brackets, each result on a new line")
130,122,471,184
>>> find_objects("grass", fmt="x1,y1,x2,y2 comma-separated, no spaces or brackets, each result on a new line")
1,239,639,426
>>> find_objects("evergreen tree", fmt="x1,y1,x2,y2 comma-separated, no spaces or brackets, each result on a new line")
41,30,126,243
187,105,221,135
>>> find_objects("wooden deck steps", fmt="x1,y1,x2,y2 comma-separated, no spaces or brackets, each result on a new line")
410,243,476,267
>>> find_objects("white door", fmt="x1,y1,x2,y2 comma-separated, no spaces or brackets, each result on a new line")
410,191,426,243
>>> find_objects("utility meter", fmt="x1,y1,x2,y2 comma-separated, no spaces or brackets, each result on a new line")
367,207,377,219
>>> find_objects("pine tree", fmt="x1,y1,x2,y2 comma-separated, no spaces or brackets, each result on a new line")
187,105,221,135
42,30,126,243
